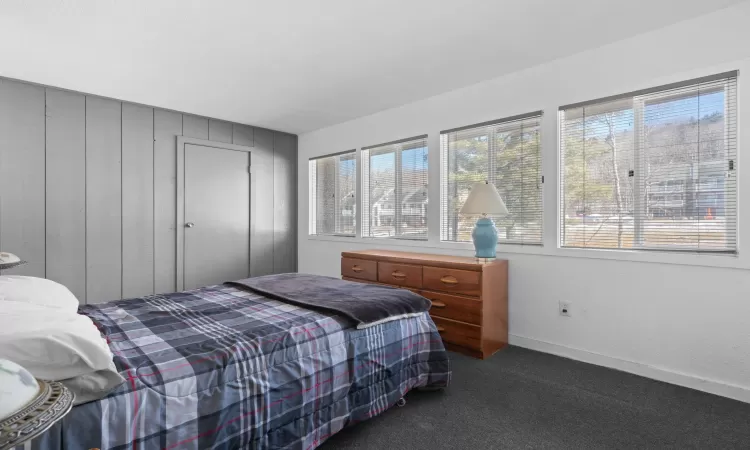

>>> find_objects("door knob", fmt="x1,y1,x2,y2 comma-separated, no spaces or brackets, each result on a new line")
185,222,195,228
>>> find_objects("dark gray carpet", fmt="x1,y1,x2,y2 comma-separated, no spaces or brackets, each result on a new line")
322,347,750,449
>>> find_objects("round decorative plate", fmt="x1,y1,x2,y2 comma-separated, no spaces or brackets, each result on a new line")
0,253,26,270
0,379,74,450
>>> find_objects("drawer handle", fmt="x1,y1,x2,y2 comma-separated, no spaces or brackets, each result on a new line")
436,326,446,332
440,275,459,285
351,265,364,273
392,271,406,279
431,301,446,308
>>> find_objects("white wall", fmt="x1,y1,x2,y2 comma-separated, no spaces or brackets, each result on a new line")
298,2,750,402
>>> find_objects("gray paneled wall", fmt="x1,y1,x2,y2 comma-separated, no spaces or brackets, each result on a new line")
0,78,297,304
0,81,45,279
45,89,86,301
122,103,155,298
85,96,123,303
252,128,276,277
273,133,297,274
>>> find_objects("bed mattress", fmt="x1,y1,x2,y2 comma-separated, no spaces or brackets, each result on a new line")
25,283,451,449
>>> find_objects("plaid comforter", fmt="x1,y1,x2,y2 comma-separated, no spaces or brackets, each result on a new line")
28,284,451,450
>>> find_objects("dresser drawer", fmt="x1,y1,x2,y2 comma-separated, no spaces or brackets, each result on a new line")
421,290,482,325
343,276,421,294
423,266,481,297
342,276,381,285
432,316,481,350
341,257,378,281
377,262,423,289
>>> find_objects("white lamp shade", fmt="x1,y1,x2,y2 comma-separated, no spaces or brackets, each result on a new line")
460,182,509,215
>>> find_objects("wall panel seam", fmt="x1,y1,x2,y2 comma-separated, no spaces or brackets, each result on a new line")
84,97,88,304
44,89,47,278
120,102,124,299
152,110,156,294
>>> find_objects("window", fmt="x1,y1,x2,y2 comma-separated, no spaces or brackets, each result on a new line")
362,135,428,240
309,151,356,236
441,112,543,245
560,71,737,253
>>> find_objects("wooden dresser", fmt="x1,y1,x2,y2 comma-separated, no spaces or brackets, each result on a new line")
341,249,508,359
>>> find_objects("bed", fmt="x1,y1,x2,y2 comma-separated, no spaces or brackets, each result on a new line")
27,282,451,449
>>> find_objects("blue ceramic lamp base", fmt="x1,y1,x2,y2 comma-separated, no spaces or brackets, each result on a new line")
471,217,498,259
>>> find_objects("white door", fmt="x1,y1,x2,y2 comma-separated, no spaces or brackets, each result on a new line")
183,143,250,290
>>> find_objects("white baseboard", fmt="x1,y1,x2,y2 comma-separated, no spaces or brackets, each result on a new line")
509,334,750,404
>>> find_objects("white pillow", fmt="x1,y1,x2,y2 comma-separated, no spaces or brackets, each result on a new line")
0,276,79,313
0,275,122,401
61,365,125,405
0,309,116,381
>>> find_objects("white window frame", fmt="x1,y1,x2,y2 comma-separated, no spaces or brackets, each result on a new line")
559,72,737,254
361,135,429,241
440,112,544,245
308,67,747,271
308,150,356,237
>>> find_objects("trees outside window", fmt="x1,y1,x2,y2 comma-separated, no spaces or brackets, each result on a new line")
560,73,737,253
441,113,543,245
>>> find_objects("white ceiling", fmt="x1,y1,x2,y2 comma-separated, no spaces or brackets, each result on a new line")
0,0,743,134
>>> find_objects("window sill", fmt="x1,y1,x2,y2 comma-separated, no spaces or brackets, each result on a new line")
306,235,550,258
551,246,744,270
309,233,355,239
305,234,748,270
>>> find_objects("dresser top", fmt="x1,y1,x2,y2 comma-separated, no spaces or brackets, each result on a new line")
341,249,507,271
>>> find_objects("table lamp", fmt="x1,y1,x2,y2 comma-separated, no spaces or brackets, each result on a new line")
460,181,508,259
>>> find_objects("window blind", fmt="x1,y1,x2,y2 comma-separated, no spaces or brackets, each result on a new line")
362,135,428,240
308,150,356,236
559,71,737,253
441,112,543,245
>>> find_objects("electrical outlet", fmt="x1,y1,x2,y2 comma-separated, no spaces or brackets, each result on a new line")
559,301,572,317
